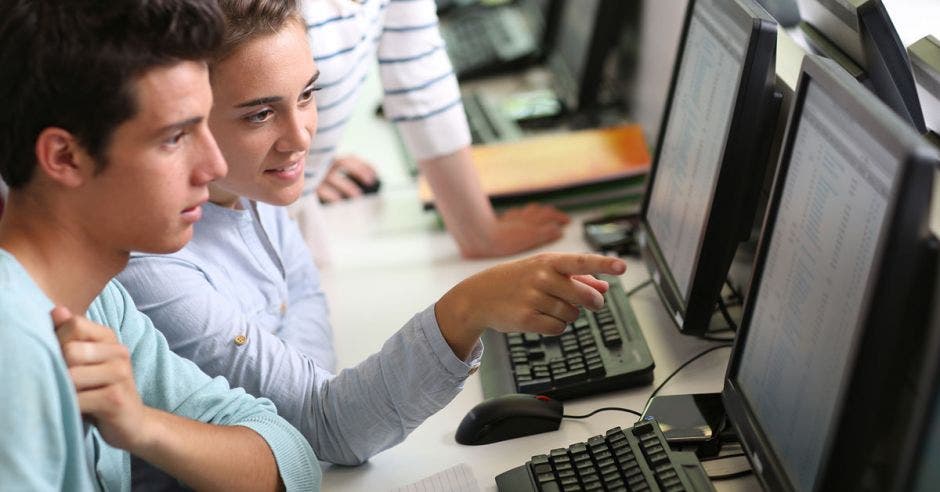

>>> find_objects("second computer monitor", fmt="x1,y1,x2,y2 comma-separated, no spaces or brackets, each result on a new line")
722,54,938,492
639,0,778,335
797,0,927,132
547,0,636,113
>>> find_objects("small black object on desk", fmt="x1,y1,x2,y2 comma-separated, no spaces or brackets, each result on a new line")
582,213,641,256
348,173,381,195
455,394,563,445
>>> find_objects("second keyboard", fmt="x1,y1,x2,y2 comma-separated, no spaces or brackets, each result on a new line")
480,276,655,400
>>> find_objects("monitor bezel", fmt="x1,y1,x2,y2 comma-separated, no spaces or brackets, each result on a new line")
799,0,927,132
638,0,778,336
721,54,938,492
893,250,940,491
909,35,940,135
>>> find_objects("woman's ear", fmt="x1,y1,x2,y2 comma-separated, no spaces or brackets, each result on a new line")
33,127,96,188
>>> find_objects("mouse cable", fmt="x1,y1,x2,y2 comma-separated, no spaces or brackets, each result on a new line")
723,278,744,305
563,407,643,420
625,279,653,297
645,344,734,407
715,296,738,333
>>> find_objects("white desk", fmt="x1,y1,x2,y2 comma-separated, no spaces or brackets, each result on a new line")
316,192,754,491
312,52,756,492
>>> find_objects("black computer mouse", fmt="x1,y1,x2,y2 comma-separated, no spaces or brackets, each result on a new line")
455,394,563,445
349,173,381,195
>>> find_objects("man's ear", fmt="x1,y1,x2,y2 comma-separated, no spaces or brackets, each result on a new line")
33,127,96,188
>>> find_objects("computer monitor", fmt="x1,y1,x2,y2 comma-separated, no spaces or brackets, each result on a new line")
530,0,561,55
638,0,779,336
547,0,637,113
797,0,927,132
756,0,801,27
722,54,939,491
909,35,940,137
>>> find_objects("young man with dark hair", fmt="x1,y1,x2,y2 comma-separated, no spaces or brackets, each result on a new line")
0,1,318,490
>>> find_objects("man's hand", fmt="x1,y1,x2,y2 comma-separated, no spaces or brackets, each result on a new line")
435,253,627,358
316,154,379,203
52,307,150,451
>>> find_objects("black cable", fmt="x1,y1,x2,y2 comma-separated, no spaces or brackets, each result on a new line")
625,279,653,297
724,278,744,303
563,407,643,419
699,334,735,343
645,344,734,407
716,296,738,332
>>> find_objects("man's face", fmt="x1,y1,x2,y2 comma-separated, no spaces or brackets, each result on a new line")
80,61,226,254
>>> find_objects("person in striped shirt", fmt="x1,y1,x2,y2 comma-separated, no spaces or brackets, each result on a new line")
299,0,570,259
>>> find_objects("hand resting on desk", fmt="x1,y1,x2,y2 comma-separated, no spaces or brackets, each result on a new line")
316,154,380,203
435,253,626,360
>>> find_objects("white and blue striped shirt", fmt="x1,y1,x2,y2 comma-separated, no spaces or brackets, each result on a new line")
300,0,471,196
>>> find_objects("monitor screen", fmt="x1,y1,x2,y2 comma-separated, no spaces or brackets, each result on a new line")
645,0,750,299
735,79,897,491
639,0,778,336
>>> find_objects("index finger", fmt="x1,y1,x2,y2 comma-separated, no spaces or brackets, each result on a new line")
550,253,626,277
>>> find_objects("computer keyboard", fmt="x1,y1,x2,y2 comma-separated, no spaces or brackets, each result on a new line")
441,5,539,79
495,419,716,492
462,91,523,145
480,275,655,400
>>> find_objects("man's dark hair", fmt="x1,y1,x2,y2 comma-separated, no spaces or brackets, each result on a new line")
0,0,225,188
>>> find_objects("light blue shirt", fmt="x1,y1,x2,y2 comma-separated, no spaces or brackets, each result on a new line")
118,201,482,465
0,249,319,491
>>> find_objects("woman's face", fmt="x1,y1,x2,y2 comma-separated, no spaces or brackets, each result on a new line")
208,19,318,208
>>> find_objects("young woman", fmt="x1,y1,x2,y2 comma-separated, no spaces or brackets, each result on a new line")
117,0,625,466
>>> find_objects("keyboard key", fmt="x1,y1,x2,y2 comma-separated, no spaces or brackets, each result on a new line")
531,455,550,466
556,469,576,479
559,476,579,487
518,377,552,393
527,349,546,360
554,369,588,385
523,333,541,345
569,442,588,453
632,421,654,436
550,448,568,459
539,482,561,492
533,463,552,476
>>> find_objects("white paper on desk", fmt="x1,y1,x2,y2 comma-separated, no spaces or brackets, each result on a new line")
390,462,481,492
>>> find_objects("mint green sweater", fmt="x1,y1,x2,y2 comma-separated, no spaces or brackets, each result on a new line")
0,250,320,491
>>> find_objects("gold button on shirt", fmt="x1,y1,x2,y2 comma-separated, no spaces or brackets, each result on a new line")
234,335,248,346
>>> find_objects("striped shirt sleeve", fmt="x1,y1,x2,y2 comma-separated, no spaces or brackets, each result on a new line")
301,0,470,194
379,0,470,160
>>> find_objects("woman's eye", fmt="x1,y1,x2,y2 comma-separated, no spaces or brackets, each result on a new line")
246,109,274,124
299,86,319,104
